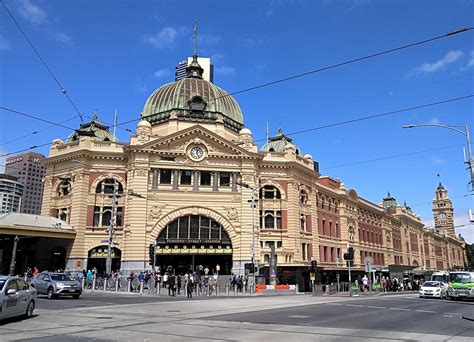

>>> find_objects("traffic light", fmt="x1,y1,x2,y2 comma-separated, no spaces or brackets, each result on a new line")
310,260,317,271
245,262,255,273
347,247,354,260
148,244,155,266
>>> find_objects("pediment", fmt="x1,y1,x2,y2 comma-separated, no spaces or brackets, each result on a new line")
131,125,258,159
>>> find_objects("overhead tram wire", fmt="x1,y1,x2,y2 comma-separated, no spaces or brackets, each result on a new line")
320,143,467,171
112,27,473,132
2,93,473,158
0,107,77,131
251,94,474,143
0,0,84,123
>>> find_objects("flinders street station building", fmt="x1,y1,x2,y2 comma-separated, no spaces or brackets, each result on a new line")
26,54,466,289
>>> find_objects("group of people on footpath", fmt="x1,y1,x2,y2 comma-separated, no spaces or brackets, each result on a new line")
353,274,424,293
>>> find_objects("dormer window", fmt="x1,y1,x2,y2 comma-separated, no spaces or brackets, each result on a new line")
188,95,207,111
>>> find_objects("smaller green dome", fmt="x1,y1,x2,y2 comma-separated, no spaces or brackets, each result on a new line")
66,114,117,143
261,128,302,155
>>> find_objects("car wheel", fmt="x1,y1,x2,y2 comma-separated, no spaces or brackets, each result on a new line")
25,300,35,318
47,287,55,299
72,294,80,299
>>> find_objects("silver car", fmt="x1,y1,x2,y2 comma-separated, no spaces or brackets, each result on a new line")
31,272,82,299
0,275,37,320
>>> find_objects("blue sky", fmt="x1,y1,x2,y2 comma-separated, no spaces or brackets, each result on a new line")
1,0,473,241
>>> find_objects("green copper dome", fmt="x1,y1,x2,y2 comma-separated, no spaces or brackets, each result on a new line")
141,56,244,132
261,128,302,155
66,114,117,143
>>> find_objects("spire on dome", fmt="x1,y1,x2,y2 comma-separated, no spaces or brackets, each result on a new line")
186,21,204,78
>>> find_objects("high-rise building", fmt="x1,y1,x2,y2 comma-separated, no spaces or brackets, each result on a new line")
0,174,24,214
5,152,46,215
432,182,455,236
175,57,213,82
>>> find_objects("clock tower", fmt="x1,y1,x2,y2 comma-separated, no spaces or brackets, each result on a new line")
432,182,455,236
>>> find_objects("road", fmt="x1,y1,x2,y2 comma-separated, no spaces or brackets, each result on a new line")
0,293,473,341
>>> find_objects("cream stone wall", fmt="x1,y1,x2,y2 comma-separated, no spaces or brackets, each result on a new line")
40,122,466,277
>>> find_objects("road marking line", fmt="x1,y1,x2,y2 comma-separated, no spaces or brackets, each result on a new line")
288,315,310,318
345,304,364,307
443,315,453,317
445,312,462,316
366,306,386,309
415,310,436,313
390,308,410,311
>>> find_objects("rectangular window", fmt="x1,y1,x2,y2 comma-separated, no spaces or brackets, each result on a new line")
159,169,172,184
300,214,306,231
116,207,123,227
200,171,212,186
302,243,306,261
180,170,193,185
93,206,101,227
276,211,282,229
219,172,231,187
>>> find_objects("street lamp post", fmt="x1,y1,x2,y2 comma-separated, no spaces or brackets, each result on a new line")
402,123,473,191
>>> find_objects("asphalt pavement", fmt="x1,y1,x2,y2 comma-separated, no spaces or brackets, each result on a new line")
1,293,473,341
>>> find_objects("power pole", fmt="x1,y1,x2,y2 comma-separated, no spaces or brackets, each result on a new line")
106,180,118,276
9,235,19,275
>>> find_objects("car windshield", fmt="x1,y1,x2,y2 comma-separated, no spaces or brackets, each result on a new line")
422,281,439,287
51,274,73,281
431,275,447,283
450,274,472,284
0,279,5,291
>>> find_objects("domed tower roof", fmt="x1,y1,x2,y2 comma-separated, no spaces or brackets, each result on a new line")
66,113,117,143
141,55,244,132
261,128,302,155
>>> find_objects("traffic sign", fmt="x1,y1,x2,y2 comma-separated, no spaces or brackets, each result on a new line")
363,256,373,265
310,272,316,281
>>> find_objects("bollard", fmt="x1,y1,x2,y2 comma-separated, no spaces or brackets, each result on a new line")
115,279,119,292
92,277,96,292
216,284,219,296
103,278,106,291
140,281,144,294
81,278,85,290
295,283,299,294
197,286,200,296
127,279,131,292
234,286,237,296
225,284,229,296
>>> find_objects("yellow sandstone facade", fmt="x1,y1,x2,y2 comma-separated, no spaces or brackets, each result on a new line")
40,56,465,288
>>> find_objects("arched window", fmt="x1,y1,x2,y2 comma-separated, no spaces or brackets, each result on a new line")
157,215,231,243
264,214,275,229
58,208,68,222
102,209,112,226
259,185,281,200
58,180,71,196
95,178,124,194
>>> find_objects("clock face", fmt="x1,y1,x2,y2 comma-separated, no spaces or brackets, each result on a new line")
190,146,204,160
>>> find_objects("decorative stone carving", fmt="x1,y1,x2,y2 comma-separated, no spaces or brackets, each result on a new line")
147,193,160,201
242,174,253,182
238,128,254,151
386,233,391,243
134,168,148,177
348,226,355,241
136,120,152,144
225,207,239,221
149,204,166,220
72,171,83,181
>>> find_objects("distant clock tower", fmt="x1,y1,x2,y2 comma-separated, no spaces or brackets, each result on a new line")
432,182,455,236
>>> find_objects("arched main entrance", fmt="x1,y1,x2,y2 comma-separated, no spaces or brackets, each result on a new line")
87,246,121,276
154,215,232,275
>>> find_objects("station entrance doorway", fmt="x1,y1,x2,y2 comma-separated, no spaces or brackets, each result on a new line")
154,215,232,275
87,246,121,276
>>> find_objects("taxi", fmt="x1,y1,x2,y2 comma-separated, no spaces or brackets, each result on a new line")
0,275,37,320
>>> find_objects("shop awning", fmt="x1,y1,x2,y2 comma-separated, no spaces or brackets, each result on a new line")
0,213,76,239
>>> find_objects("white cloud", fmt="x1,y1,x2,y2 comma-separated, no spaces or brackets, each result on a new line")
414,50,464,74
468,51,474,67
0,36,9,50
211,53,224,62
431,157,446,165
198,33,220,47
54,32,73,45
142,26,184,49
214,66,236,76
154,68,170,78
428,117,440,125
18,0,47,24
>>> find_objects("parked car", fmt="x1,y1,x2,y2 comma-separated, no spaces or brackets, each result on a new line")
419,281,446,298
0,275,37,320
31,272,82,299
